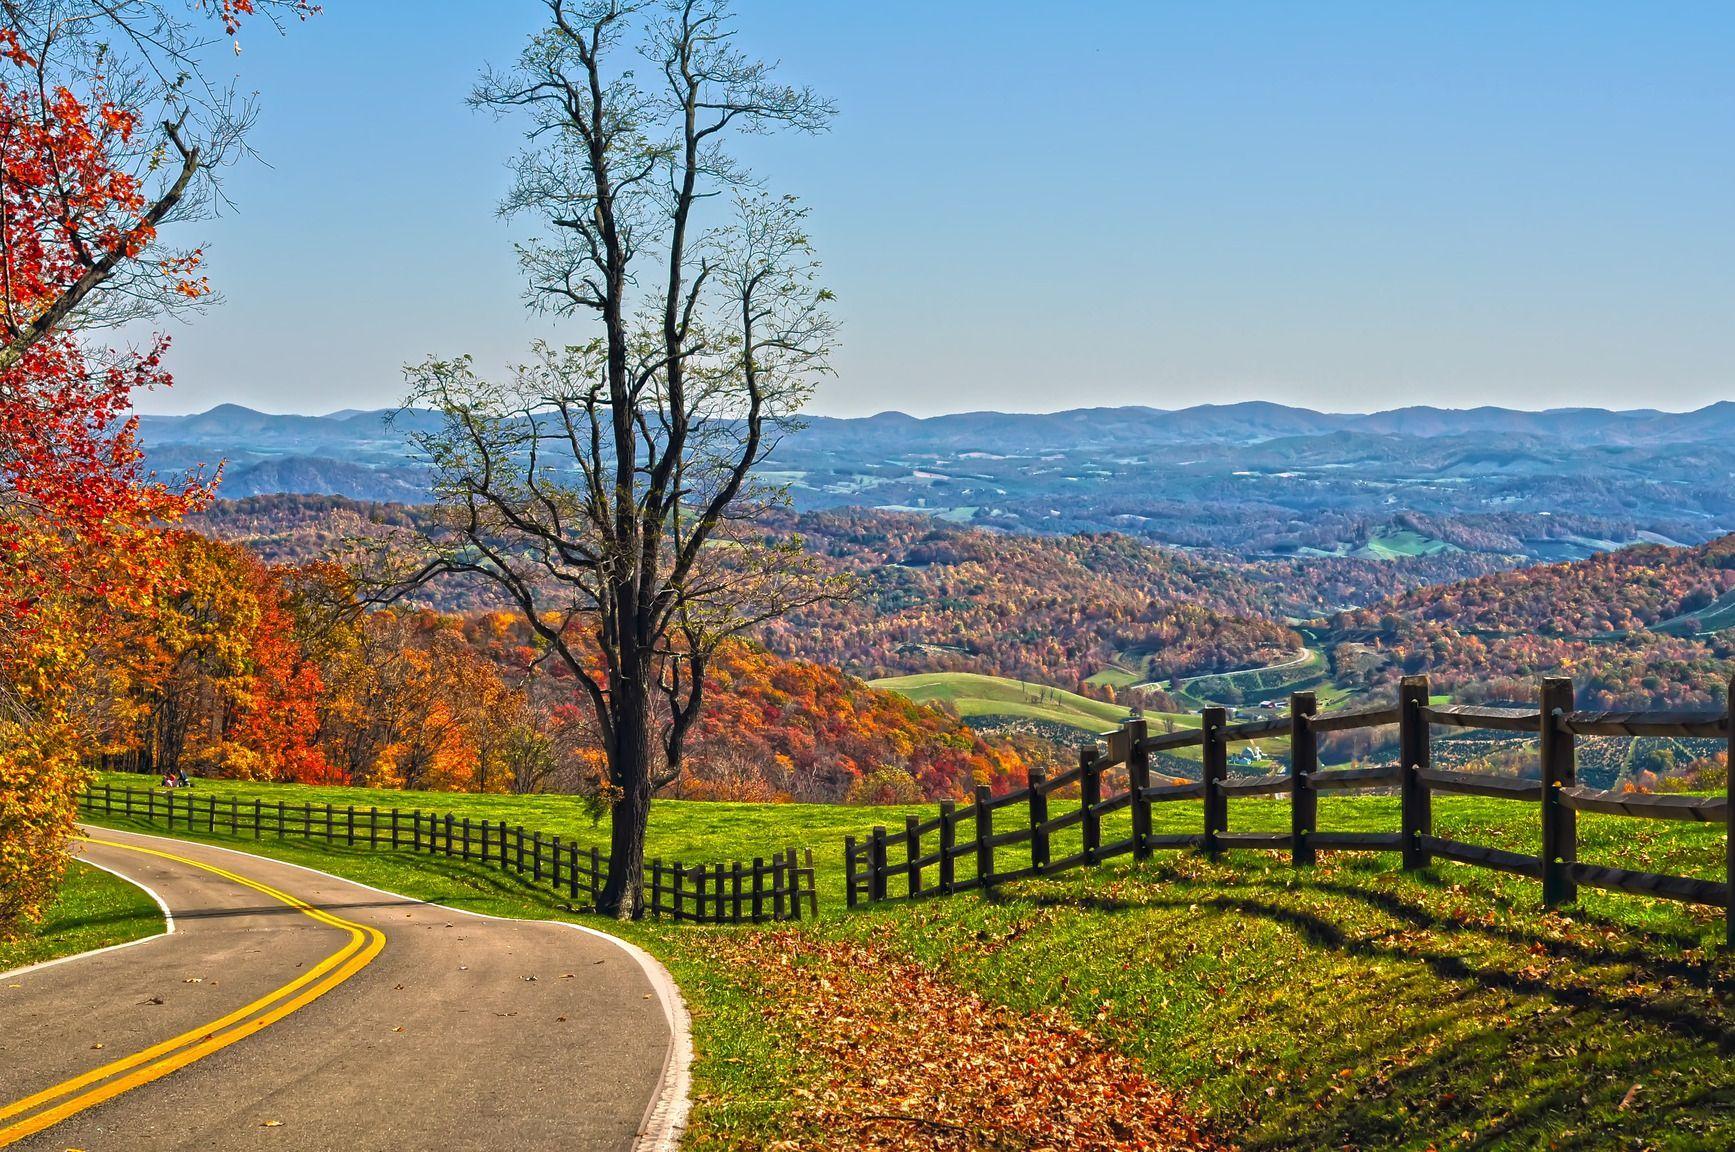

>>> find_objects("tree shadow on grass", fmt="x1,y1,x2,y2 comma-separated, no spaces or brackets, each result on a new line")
1014,883,1734,1050
987,874,1735,1149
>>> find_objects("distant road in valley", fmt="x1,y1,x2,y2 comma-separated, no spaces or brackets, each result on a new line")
0,827,684,1151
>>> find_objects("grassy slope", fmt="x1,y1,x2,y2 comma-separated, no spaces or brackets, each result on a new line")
0,861,164,974
79,776,1735,1150
870,670,1151,733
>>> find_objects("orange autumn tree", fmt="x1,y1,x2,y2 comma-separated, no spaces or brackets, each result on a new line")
0,0,313,935
99,534,334,784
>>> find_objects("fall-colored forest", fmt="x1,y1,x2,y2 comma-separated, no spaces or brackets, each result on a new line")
87,532,1046,805
1326,536,1735,708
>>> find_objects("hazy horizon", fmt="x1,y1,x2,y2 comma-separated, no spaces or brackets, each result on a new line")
138,395,1735,422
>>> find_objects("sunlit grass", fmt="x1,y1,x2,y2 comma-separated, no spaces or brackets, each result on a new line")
0,861,163,974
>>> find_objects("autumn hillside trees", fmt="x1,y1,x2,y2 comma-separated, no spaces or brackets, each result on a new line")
0,1,315,934
80,534,1040,805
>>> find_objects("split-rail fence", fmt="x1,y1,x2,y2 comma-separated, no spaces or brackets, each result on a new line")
845,674,1735,944
78,784,818,924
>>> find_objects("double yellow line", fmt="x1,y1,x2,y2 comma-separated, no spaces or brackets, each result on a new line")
0,836,386,1147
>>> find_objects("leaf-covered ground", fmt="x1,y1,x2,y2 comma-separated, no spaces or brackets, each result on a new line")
688,929,1227,1151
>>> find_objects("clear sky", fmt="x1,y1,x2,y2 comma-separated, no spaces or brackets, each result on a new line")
132,1,1735,418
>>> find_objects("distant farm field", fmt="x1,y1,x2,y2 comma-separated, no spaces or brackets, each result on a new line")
870,671,1139,733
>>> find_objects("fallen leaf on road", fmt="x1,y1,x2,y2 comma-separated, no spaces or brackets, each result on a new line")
259,1120,282,1127
90,1043,103,1050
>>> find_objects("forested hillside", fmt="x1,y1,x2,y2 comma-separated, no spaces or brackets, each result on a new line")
88,532,1045,803
1326,535,1735,708
193,497,1496,688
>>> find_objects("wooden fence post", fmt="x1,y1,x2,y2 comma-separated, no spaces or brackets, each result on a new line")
974,785,995,889
937,801,956,894
786,848,803,922
533,832,544,882
869,826,889,902
1125,719,1152,859
1289,692,1318,866
905,814,922,897
844,839,858,909
1540,676,1578,906
1400,675,1433,870
1028,770,1050,873
1080,743,1102,864
1202,707,1227,859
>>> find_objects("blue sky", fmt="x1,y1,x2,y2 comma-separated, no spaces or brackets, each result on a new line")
135,1,1735,417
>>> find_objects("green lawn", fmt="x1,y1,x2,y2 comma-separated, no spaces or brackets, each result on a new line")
0,860,164,975
870,670,1161,733
76,776,1735,1150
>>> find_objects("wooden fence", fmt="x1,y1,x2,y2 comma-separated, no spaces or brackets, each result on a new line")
845,675,1735,944
78,783,817,924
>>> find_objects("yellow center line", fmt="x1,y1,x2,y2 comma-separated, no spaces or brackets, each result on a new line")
0,836,387,1147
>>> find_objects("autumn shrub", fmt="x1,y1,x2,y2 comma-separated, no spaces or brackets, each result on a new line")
0,719,86,937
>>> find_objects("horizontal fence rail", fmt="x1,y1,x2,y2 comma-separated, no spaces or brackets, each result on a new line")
845,674,1735,945
78,783,817,924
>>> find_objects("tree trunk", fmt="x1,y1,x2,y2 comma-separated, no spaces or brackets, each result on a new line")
598,672,655,919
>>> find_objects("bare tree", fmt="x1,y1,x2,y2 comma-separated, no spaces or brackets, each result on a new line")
390,0,839,917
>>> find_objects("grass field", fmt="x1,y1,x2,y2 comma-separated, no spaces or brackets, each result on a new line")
1357,528,1458,559
870,670,1147,733
74,776,1735,1150
0,860,164,974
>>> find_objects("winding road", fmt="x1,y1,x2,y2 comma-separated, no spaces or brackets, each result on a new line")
0,826,688,1151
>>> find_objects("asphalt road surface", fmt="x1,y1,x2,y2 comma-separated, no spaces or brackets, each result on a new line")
0,826,683,1151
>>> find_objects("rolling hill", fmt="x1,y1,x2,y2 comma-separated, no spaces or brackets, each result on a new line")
141,401,1735,561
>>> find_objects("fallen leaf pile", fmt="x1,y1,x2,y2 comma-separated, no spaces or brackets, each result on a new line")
702,931,1229,1151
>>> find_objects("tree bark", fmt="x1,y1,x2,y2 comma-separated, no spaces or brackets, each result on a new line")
599,664,654,918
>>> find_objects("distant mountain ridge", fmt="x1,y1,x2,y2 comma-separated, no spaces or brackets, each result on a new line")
140,398,1735,453
138,399,1735,559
